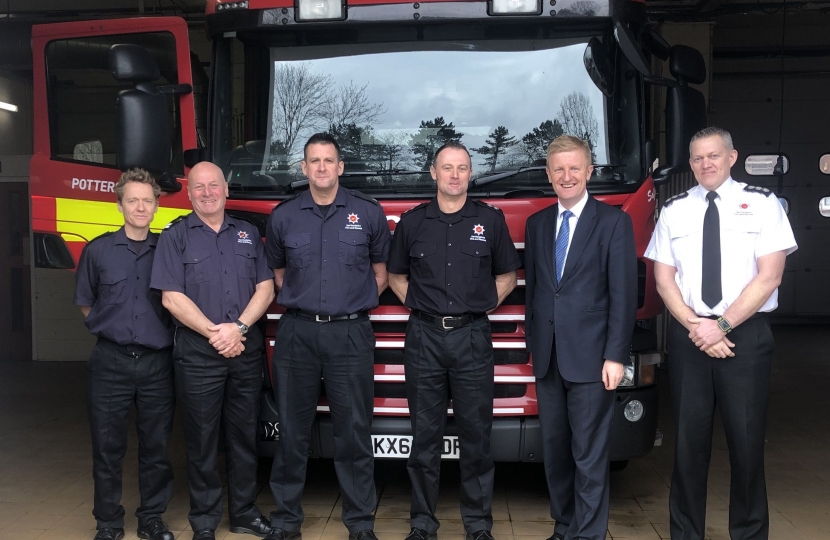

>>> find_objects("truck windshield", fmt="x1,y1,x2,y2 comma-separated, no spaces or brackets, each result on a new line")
227,39,613,197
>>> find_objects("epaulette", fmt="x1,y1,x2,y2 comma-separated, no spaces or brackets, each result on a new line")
472,199,504,214
349,189,380,206
663,191,689,208
163,214,187,230
270,192,303,214
401,201,429,217
743,184,773,197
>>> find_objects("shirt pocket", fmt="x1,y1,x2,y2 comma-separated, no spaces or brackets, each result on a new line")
285,233,312,269
410,241,438,278
338,230,370,266
234,243,257,278
98,269,128,305
723,220,762,267
668,228,694,266
461,242,491,278
183,250,212,284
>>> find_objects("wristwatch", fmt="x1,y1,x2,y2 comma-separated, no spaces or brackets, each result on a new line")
235,320,249,336
716,316,732,334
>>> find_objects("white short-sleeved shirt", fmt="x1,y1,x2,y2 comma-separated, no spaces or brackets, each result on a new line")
644,177,797,316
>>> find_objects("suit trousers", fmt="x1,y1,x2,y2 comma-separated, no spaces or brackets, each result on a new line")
86,338,174,530
269,314,377,534
174,326,264,532
404,316,495,535
536,344,614,540
668,315,774,540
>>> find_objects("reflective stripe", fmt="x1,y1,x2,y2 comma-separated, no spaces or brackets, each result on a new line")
53,197,189,241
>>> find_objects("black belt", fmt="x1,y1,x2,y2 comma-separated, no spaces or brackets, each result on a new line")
287,309,368,323
414,310,487,330
99,338,168,358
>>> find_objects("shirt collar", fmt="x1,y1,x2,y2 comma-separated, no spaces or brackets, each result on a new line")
425,196,478,223
695,176,736,201
558,191,589,219
111,226,158,247
186,210,233,231
299,186,347,210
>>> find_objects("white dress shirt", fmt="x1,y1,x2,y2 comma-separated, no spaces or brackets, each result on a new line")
644,177,797,316
554,191,589,269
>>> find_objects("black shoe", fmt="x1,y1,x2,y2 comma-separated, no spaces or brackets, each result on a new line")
349,531,378,540
405,529,437,540
230,515,273,538
264,528,302,540
94,529,125,540
137,518,174,540
546,533,565,540
193,530,216,540
466,531,494,540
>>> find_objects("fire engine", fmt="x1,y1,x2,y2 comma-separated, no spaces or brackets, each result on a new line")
30,0,707,463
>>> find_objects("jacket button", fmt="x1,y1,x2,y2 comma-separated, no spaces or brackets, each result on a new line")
548,320,553,324
555,294,560,299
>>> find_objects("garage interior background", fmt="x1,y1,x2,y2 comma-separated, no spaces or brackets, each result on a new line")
0,0,828,361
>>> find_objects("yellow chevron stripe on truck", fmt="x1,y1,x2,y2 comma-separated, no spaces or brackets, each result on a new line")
55,198,191,242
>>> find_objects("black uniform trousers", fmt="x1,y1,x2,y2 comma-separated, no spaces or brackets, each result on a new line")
269,313,376,534
668,315,774,540
404,316,495,535
536,344,614,540
174,326,264,532
86,338,174,530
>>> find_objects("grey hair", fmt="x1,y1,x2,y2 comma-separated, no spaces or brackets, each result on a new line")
689,126,734,154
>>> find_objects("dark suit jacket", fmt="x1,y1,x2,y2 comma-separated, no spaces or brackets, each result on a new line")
524,195,638,382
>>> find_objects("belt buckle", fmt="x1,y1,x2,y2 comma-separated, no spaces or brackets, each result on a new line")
315,315,331,323
441,316,453,330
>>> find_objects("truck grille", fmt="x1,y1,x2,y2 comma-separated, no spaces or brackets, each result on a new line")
319,383,527,399
373,349,528,365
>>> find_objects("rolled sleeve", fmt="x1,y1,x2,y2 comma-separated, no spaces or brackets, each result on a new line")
387,218,411,275
265,210,287,269
756,197,798,258
369,206,391,264
150,228,186,293
491,214,521,275
254,236,273,283
644,211,676,267
73,244,98,307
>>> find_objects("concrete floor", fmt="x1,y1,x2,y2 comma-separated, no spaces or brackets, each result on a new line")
0,325,828,540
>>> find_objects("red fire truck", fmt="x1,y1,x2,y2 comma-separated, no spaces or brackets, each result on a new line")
30,0,706,463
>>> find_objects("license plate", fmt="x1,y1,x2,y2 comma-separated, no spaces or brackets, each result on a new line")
372,435,460,459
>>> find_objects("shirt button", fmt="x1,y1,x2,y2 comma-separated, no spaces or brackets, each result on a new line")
225,270,228,274
135,295,139,300
324,239,327,242
221,251,224,255
475,251,479,255
448,243,451,246
420,253,424,256
323,279,327,283
134,315,139,319
227,291,231,294
447,283,451,286
447,263,451,266
449,301,453,305
323,300,327,303
136,276,140,280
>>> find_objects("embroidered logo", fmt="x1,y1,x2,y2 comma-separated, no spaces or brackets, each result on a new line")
237,230,253,245
470,224,487,242
345,212,363,230
740,203,749,209
734,203,753,217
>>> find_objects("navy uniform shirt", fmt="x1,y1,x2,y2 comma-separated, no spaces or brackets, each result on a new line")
74,227,173,349
266,187,391,316
150,212,272,326
388,197,521,315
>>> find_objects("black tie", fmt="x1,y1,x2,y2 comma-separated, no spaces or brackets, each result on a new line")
702,191,722,308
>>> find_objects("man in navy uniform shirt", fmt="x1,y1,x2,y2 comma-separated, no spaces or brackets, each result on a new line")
264,133,391,540
74,168,175,540
151,162,275,540
387,142,520,540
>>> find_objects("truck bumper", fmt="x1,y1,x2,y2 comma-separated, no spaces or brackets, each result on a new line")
257,384,658,462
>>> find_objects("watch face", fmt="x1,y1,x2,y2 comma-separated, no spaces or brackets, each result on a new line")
718,319,730,332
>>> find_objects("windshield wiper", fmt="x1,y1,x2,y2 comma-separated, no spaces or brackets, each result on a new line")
339,169,427,177
471,164,625,187
471,166,547,187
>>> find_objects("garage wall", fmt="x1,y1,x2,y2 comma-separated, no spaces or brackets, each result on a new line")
709,11,830,317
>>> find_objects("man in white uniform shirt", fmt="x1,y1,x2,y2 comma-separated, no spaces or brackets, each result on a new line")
645,127,797,540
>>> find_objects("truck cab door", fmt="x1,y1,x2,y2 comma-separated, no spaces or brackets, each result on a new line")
30,17,197,266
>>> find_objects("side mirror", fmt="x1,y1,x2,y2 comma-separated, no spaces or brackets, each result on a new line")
613,21,652,79
584,37,614,97
652,164,690,185
184,148,209,168
644,138,657,176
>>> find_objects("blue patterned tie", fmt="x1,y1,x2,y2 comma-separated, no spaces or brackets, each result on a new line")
555,210,573,284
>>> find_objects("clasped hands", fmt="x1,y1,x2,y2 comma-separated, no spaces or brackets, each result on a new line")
207,322,246,358
687,317,734,358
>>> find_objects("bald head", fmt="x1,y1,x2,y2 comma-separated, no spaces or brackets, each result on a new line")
187,161,228,221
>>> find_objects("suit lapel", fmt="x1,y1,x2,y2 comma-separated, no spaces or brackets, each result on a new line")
559,196,597,286
542,204,558,285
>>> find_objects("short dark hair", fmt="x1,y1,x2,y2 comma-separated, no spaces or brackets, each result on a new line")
304,133,342,161
115,168,161,203
433,141,471,166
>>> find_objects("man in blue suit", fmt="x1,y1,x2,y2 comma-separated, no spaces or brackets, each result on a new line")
524,135,638,540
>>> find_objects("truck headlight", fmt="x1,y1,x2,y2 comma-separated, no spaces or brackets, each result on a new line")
489,0,542,15
296,0,344,21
